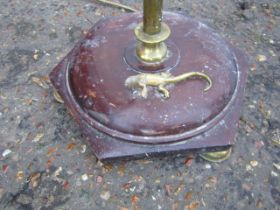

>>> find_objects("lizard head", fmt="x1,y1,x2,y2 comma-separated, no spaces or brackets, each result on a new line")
124,75,140,88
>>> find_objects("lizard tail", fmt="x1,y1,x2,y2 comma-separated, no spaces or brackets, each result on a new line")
165,72,212,91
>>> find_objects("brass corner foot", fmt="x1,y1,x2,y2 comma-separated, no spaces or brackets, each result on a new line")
199,147,232,163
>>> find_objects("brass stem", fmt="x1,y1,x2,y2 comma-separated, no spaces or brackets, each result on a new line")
134,0,170,63
143,0,163,35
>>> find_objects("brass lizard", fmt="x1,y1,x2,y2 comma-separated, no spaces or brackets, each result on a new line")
125,72,212,98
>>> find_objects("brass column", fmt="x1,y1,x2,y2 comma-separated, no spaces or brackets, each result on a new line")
134,0,170,63
143,0,162,34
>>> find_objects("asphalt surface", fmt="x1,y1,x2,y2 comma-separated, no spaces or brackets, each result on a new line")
0,0,279,209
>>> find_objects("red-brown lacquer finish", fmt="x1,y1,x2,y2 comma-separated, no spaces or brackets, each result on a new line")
50,12,247,160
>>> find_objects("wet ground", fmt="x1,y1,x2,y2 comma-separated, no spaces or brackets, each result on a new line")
0,0,280,209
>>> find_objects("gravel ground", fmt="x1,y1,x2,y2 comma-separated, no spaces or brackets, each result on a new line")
0,0,280,209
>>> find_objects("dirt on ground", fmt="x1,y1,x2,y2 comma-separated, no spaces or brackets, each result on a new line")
0,0,279,209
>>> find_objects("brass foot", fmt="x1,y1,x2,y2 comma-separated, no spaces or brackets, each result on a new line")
53,89,64,104
199,147,232,163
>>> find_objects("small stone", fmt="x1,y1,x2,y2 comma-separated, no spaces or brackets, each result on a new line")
250,64,257,71
95,8,102,16
255,140,264,149
273,163,280,170
96,175,103,183
102,163,113,173
256,54,267,62
2,165,9,173
31,77,49,89
32,133,44,142
16,171,24,181
53,166,63,177
81,145,87,153
164,184,173,196
269,50,276,57
33,54,39,60
155,178,161,183
205,176,217,189
100,191,111,200
205,164,211,169
271,171,278,177
47,147,57,157
129,185,136,192
131,195,140,205
185,192,193,200
250,160,258,167
63,181,70,190
186,201,200,210
184,157,193,167
66,143,75,151
246,164,253,171
248,104,255,109
2,149,12,157
272,130,280,143
81,174,88,181
29,172,41,188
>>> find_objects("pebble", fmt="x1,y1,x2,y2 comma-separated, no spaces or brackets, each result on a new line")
32,133,44,142
273,163,280,170
16,171,24,181
81,174,89,181
256,54,267,62
271,171,278,177
100,191,111,200
246,164,253,171
2,149,12,157
269,50,276,57
33,54,39,60
205,164,211,169
96,175,103,183
250,160,258,167
81,145,87,153
53,167,63,177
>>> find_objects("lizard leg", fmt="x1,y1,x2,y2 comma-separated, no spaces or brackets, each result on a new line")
158,84,170,98
139,83,148,98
